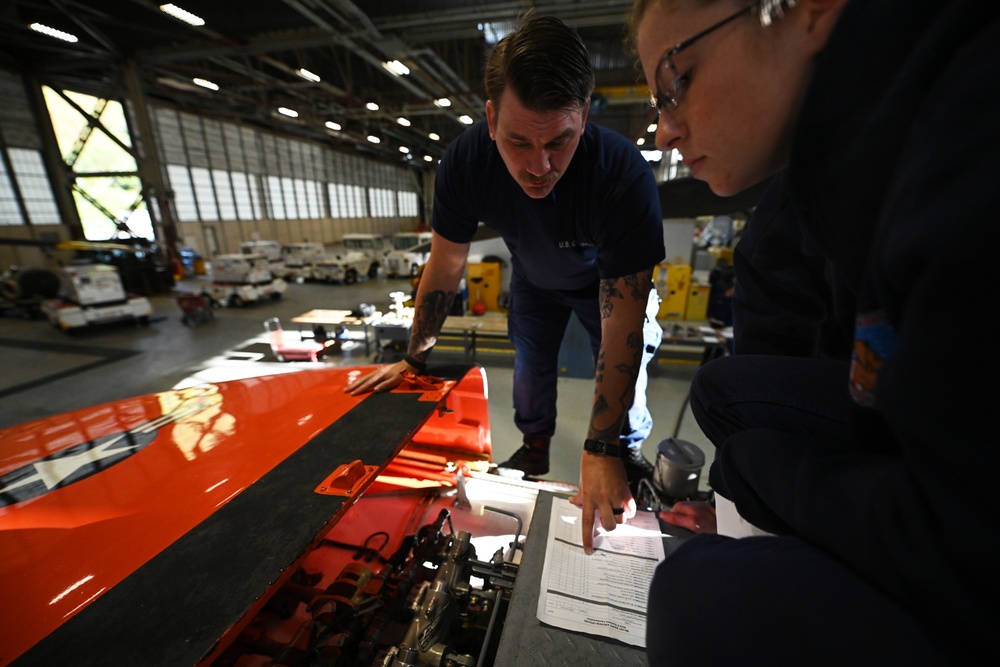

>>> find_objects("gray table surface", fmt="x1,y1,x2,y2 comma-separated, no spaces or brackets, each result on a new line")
493,491,692,666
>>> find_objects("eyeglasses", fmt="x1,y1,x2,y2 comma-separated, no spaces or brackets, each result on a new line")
649,4,754,114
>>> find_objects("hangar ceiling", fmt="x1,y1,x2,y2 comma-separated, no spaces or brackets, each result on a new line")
0,0,656,167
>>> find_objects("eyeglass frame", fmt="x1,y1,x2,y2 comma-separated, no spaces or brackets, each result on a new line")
649,4,754,114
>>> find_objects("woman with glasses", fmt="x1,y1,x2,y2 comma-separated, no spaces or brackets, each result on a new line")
630,0,999,664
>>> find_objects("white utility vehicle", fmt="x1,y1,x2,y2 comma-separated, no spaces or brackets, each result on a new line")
240,240,288,278
384,231,432,277
202,253,287,307
281,242,326,281
311,251,372,285
341,233,387,278
41,263,153,330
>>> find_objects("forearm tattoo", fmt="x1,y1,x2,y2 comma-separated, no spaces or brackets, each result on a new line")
599,279,622,319
408,289,455,360
590,269,653,439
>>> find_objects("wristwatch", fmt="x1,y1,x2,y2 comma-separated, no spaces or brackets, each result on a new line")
583,438,626,458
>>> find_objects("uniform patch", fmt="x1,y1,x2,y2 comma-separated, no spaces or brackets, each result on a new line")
850,311,896,407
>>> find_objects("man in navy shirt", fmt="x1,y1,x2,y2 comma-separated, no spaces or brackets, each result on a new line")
348,14,665,553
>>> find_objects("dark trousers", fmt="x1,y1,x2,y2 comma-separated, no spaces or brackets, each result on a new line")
647,533,947,666
646,355,947,665
507,272,655,447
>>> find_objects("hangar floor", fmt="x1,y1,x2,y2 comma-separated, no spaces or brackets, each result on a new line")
0,273,714,492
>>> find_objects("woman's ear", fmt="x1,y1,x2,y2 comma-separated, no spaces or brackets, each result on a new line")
794,0,849,55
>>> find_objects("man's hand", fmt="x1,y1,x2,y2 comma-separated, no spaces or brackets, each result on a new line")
571,452,636,554
659,500,717,534
344,360,413,395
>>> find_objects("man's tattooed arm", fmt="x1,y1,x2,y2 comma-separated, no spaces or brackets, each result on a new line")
408,289,456,362
588,268,654,442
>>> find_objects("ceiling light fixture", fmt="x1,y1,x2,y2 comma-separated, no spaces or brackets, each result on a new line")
433,98,452,108
423,155,433,162
399,146,410,154
382,60,410,76
159,3,205,26
647,123,657,133
296,68,321,83
29,23,79,43
458,115,473,125
366,102,379,112
367,135,381,144
277,107,298,118
637,137,646,146
325,121,341,131
192,78,219,91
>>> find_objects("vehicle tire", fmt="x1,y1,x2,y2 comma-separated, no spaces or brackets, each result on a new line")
344,269,357,285
271,291,282,300
228,294,244,308
368,263,379,279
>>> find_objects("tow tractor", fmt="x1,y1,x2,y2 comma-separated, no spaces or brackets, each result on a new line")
41,262,153,330
202,252,287,307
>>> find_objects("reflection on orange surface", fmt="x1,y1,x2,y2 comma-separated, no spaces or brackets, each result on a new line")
0,367,366,665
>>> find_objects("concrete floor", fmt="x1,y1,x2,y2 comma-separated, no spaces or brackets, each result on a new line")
0,273,714,492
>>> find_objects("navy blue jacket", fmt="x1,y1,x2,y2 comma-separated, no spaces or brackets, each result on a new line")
722,0,1000,659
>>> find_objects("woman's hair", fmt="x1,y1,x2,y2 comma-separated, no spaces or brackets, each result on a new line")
483,14,594,113
625,0,756,57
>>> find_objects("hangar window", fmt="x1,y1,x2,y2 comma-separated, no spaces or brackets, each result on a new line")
212,169,236,220
8,148,60,225
399,191,418,217
166,164,198,221
190,167,218,221
232,171,255,220
0,157,22,225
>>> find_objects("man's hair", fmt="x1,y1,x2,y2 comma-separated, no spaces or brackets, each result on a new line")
483,14,595,113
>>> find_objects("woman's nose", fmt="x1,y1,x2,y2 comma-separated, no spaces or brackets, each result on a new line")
655,113,683,151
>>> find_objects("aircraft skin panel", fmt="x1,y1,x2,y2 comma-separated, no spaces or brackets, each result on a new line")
0,365,476,666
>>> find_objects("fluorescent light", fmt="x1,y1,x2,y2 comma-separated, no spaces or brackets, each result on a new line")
399,146,410,154
423,155,433,162
277,107,298,118
367,135,381,144
458,115,473,125
325,121,341,131
366,102,379,111
637,137,646,146
396,117,411,127
382,60,410,76
428,132,440,141
647,123,657,133
641,149,664,162
159,3,205,26
434,98,451,108
193,78,218,91
295,68,320,83
29,23,79,43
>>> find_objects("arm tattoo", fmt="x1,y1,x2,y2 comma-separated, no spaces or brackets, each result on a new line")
408,289,455,360
599,278,622,319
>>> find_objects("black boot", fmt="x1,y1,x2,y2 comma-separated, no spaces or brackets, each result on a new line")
496,435,551,476
622,446,655,485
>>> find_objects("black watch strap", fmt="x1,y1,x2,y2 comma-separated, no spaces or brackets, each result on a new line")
583,438,626,458
403,355,426,373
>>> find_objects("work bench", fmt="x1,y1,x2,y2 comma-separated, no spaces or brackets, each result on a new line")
290,308,383,356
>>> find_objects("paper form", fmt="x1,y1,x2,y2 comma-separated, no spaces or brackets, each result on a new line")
536,496,666,647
